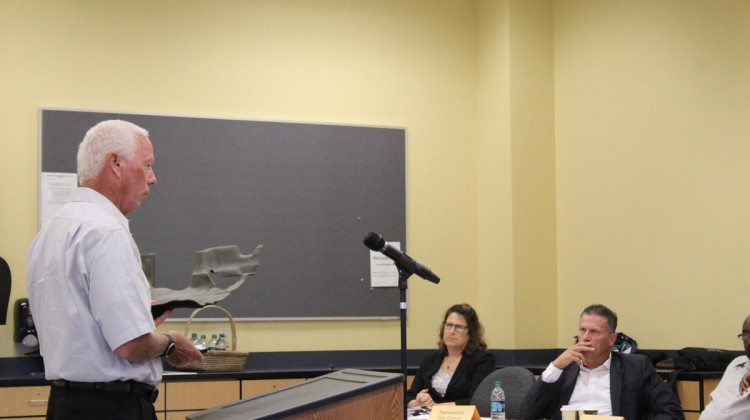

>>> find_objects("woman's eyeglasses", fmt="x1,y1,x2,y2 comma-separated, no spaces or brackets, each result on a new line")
443,322,468,333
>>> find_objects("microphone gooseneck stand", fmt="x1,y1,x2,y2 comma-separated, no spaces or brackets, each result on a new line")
397,267,410,420
395,256,437,420
362,232,439,419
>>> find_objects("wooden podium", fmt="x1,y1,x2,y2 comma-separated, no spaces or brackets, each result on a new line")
187,369,404,420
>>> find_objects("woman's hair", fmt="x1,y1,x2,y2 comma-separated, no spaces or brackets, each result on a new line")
437,303,487,355
77,119,149,183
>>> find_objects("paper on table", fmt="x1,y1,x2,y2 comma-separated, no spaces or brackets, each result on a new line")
407,405,431,419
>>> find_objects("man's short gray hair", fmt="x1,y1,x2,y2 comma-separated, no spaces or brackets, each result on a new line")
76,120,149,183
581,304,618,334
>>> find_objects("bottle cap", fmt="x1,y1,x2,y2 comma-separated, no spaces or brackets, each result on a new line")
494,381,502,387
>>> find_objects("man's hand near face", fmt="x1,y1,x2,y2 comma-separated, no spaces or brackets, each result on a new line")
553,342,596,369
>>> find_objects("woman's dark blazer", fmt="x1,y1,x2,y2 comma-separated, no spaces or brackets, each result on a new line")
406,349,496,405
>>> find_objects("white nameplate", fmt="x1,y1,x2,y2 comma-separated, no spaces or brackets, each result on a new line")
428,405,480,420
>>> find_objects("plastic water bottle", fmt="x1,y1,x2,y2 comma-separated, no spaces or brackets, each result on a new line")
199,334,207,347
214,334,227,350
190,333,207,352
207,334,218,350
490,380,506,420
218,327,231,349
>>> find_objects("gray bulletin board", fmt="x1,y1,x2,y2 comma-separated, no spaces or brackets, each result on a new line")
39,109,406,320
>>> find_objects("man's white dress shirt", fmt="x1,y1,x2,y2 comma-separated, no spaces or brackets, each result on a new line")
541,353,613,415
27,188,161,386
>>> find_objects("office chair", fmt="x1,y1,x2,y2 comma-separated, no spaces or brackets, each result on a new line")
0,256,10,325
470,366,535,419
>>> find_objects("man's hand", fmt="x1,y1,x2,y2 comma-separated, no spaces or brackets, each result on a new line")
552,342,595,369
153,308,173,327
739,370,750,397
164,330,204,366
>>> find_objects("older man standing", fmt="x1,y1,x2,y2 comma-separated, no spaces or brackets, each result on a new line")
27,120,203,420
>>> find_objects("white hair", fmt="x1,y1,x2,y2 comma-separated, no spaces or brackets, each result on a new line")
76,120,149,183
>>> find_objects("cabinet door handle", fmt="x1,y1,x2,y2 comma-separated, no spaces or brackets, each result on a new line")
29,399,49,404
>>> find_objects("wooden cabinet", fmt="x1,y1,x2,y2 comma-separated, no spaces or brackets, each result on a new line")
161,379,240,419
677,378,720,419
0,386,49,418
677,380,702,411
0,379,312,419
165,380,239,412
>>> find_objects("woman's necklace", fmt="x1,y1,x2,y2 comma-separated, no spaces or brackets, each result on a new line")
444,354,461,372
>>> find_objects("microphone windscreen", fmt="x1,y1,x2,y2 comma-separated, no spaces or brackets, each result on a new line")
363,232,385,251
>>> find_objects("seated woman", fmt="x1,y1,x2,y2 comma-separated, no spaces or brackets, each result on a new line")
407,303,495,407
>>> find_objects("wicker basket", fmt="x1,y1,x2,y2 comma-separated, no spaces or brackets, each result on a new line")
178,305,248,372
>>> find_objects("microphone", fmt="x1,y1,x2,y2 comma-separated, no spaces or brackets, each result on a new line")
363,232,440,284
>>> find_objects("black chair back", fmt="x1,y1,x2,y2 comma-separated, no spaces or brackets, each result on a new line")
0,257,11,325
470,366,535,419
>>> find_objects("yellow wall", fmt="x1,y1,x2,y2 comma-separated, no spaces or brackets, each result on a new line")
476,0,516,349
475,0,558,349
1,0,747,358
0,0,491,357
554,0,750,350
508,0,557,348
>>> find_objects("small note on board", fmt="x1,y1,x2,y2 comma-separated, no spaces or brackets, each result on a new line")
428,405,480,420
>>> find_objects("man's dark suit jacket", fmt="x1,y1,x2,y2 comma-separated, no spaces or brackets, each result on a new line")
406,349,495,405
520,352,684,420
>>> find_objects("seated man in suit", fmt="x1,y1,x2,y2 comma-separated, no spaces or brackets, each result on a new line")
520,304,683,420
700,314,750,419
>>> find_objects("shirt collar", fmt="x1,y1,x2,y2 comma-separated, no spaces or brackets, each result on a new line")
581,352,613,373
71,187,130,231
